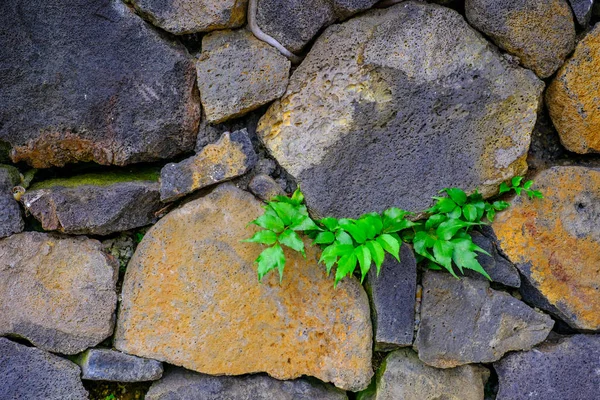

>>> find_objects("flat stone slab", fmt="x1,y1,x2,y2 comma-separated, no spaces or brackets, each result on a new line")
76,348,163,382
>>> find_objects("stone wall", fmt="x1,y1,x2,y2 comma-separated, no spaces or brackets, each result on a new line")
1,0,599,399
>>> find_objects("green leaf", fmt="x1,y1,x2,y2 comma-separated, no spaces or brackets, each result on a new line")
291,187,305,205
335,253,357,286
499,182,511,194
269,202,299,226
357,213,383,240
450,238,491,280
447,206,462,219
319,217,339,231
365,240,385,274
289,214,321,231
252,207,285,233
426,214,447,230
278,230,305,256
492,201,510,211
339,219,366,244
412,231,436,263
511,176,524,187
256,244,286,282
382,207,410,232
443,188,467,206
432,197,457,213
336,230,353,245
354,245,372,282
462,204,478,222
515,187,523,196
433,239,456,277
486,208,496,222
314,231,335,245
242,230,278,245
523,180,533,190
531,190,544,199
436,219,473,241
376,234,400,262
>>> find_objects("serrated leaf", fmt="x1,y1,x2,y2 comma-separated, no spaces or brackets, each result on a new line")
447,206,462,219
433,239,456,277
486,208,496,222
426,214,447,230
242,230,278,245
382,207,409,231
512,176,524,187
443,188,467,206
335,253,357,287
291,187,304,205
412,231,436,263
252,208,285,233
319,217,339,231
336,230,353,245
269,202,298,226
354,245,372,282
278,230,305,256
463,204,478,222
339,219,366,244
365,240,385,274
256,244,286,282
499,182,511,194
376,233,400,262
289,214,321,231
433,197,457,213
492,201,510,211
436,219,473,241
450,238,491,280
357,213,383,240
314,231,335,245
426,261,443,270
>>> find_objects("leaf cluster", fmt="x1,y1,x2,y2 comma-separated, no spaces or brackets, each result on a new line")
499,176,543,199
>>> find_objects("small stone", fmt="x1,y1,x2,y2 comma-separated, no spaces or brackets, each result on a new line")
128,0,248,35
492,166,600,331
465,0,575,78
495,334,600,400
568,0,594,25
0,165,20,190
76,348,163,382
361,348,489,400
414,271,553,368
196,29,290,123
146,367,348,400
0,338,88,400
364,246,417,351
115,184,373,391
469,230,520,288
0,194,23,239
546,25,600,154
160,130,258,202
248,174,285,202
0,232,118,354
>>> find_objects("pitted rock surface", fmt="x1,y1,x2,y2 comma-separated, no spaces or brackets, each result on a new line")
568,0,594,25
76,348,163,382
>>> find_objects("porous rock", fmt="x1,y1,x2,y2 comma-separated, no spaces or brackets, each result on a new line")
114,184,373,391
0,165,20,190
414,271,553,368
568,0,594,26
492,166,600,331
160,130,257,202
465,0,575,78
248,173,285,202
76,348,163,382
0,165,24,238
546,25,600,154
196,29,290,123
257,2,543,218
495,334,600,400
0,232,118,354
0,0,200,168
146,367,348,400
0,338,88,400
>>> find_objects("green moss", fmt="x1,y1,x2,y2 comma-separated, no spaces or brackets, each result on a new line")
0,164,21,187
29,168,160,190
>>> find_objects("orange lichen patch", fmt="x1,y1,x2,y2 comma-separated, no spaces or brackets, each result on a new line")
114,184,373,391
493,167,600,331
546,25,600,154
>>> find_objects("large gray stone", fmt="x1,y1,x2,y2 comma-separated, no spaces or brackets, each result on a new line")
76,348,163,382
0,0,200,168
146,367,348,400
0,338,88,400
568,0,594,25
495,334,600,400
258,2,543,219
0,195,23,239
0,232,118,354
414,271,554,368
365,246,417,350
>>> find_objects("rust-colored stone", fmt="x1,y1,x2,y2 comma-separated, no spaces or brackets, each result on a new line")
114,184,373,391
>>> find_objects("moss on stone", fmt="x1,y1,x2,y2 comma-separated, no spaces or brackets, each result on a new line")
30,168,160,190
0,164,21,187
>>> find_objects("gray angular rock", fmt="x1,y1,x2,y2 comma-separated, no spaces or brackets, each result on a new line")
160,130,257,202
414,271,554,368
248,174,285,202
365,246,417,350
196,29,290,124
0,194,24,239
0,232,118,354
569,0,594,25
465,0,576,78
495,334,600,400
146,367,348,400
258,2,543,219
0,338,88,400
0,165,20,190
0,0,200,168
76,348,163,382
469,230,520,288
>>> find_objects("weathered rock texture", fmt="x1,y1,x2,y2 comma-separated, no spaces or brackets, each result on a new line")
546,25,600,154
414,271,553,368
493,166,600,331
495,334,600,400
22,170,161,235
365,246,417,350
146,367,348,400
0,232,118,354
258,2,543,218
465,0,576,78
115,184,373,391
76,348,163,382
128,0,248,34
0,338,88,400
196,29,291,123
248,174,285,202
0,165,24,239
0,0,200,168
160,130,257,202
568,0,594,25
361,348,489,400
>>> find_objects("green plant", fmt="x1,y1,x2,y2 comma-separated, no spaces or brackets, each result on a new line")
104,394,116,400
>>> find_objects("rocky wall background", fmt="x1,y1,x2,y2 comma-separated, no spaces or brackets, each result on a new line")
0,0,599,399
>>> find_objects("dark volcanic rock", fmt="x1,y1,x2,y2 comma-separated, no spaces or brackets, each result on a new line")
248,174,285,202
495,334,600,400
568,0,594,25
76,348,163,382
0,195,24,239
0,0,200,168
0,337,88,400
365,246,417,350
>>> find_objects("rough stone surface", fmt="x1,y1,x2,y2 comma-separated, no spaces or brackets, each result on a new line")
0,195,24,239
76,348,163,382
0,165,20,190
0,232,118,354
465,0,575,78
146,367,348,400
196,30,291,123
0,338,88,400
258,2,543,218
115,184,373,391
492,166,600,331
495,334,600,400
414,271,554,368
21,172,161,236
361,348,489,400
0,0,200,168
469,230,520,288
364,246,416,351
160,130,257,202
128,0,248,35
546,25,600,154
568,0,594,25
248,173,285,202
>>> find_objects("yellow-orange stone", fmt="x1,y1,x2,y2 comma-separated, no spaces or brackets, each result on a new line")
493,166,600,331
114,184,373,391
